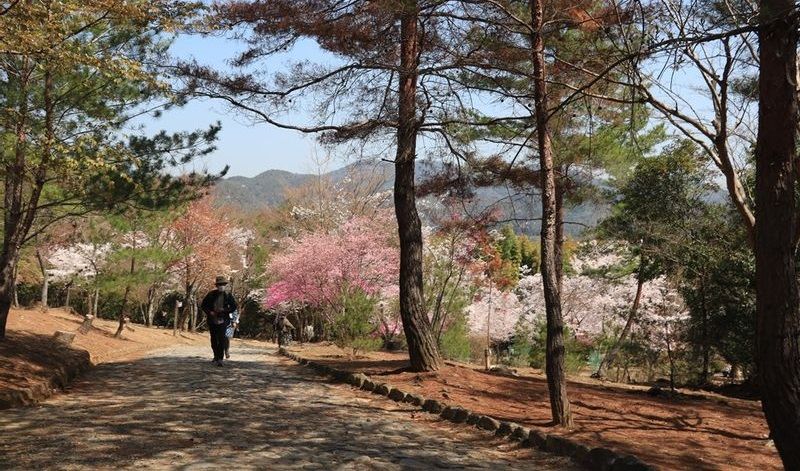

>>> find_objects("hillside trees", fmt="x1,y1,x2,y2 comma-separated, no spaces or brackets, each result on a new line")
0,0,223,339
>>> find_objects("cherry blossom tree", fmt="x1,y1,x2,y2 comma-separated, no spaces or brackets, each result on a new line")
265,212,399,329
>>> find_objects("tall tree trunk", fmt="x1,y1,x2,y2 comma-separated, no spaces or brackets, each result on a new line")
11,263,19,309
699,278,710,386
595,264,645,379
36,249,49,309
114,256,135,338
93,287,100,318
554,177,565,291
530,0,572,428
146,287,157,327
0,58,31,340
755,0,800,466
393,1,441,372
173,299,180,336
64,280,73,309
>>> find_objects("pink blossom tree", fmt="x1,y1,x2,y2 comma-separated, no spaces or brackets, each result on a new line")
265,212,400,328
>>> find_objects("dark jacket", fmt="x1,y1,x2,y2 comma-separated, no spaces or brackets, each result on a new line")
200,290,238,325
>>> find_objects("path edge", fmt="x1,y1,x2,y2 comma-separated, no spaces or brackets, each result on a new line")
0,344,91,410
279,348,657,471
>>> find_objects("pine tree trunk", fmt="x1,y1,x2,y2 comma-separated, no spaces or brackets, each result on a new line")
11,264,19,309
393,1,441,372
530,0,572,428
754,0,800,466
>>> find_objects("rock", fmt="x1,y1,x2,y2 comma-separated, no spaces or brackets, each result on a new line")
348,373,368,388
524,430,547,450
476,416,500,431
440,406,456,420
489,365,519,377
361,380,376,392
53,331,76,345
450,408,470,424
388,388,407,402
611,454,655,471
573,443,593,466
495,421,514,437
374,383,390,396
332,370,350,382
510,426,529,442
404,394,424,406
466,413,480,426
589,447,619,471
422,399,443,414
546,435,571,455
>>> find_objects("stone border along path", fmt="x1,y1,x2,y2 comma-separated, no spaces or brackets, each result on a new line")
280,349,657,471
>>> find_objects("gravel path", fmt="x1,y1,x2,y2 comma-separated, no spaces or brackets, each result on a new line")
0,342,578,470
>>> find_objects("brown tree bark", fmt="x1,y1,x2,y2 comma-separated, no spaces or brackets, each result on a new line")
36,249,49,309
394,1,442,372
114,256,135,338
754,0,800,466
529,0,572,428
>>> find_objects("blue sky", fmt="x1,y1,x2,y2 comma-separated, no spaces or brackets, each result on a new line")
139,34,334,178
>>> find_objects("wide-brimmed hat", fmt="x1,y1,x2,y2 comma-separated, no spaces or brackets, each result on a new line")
215,275,229,286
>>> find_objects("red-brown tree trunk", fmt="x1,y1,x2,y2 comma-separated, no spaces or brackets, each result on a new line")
394,1,441,372
754,0,800,466
530,0,572,428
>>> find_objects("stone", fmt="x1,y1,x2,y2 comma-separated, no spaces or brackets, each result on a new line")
422,399,443,414
404,394,424,406
440,406,455,420
524,430,547,450
466,413,481,426
348,373,368,388
388,388,407,402
510,426,529,442
374,383,391,396
573,443,593,467
546,435,581,457
450,408,470,424
611,454,655,471
476,416,500,431
53,331,76,345
495,421,514,437
589,447,619,471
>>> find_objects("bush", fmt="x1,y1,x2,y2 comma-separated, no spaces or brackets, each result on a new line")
439,313,471,362
331,287,381,356
511,321,592,374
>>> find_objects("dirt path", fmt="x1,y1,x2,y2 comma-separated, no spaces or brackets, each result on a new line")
0,342,577,470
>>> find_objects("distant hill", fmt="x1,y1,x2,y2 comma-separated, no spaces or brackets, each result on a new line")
212,161,607,236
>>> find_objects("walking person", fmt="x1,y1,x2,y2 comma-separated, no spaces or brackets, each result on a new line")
200,276,238,366
224,309,240,359
274,312,294,348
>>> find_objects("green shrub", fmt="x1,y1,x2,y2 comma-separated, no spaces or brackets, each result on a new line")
439,313,472,362
331,287,381,356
